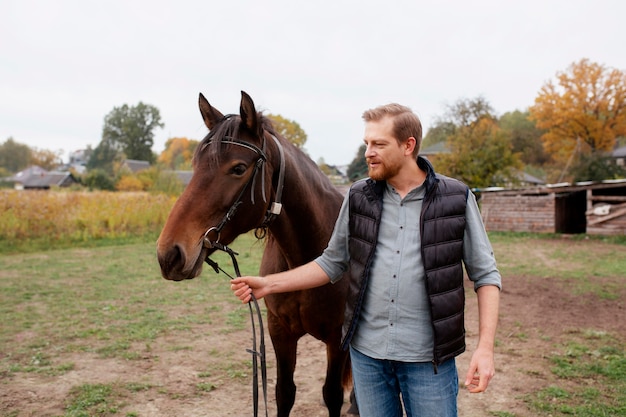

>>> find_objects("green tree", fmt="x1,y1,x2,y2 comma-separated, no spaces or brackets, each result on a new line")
83,168,115,191
570,152,626,182
422,120,456,148
499,110,548,166
87,140,121,176
347,144,368,181
101,102,163,163
0,137,31,173
267,114,307,148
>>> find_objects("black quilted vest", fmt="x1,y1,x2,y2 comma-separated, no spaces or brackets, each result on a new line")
342,157,468,366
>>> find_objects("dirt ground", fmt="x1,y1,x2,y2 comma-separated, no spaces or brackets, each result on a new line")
2,269,624,417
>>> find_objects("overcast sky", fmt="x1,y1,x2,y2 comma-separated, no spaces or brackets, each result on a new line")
2,0,625,166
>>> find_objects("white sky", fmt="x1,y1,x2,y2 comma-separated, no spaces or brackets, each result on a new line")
2,0,625,166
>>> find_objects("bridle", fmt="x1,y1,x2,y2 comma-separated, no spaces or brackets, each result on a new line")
200,119,285,417
201,128,285,247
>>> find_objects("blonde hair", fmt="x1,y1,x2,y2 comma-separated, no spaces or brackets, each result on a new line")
362,103,422,158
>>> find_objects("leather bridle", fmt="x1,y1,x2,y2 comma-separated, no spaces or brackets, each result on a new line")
201,132,285,248
199,123,285,417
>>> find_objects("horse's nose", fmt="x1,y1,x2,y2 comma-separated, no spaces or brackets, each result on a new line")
157,243,186,281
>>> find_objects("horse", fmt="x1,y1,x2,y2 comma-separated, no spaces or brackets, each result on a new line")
156,91,355,417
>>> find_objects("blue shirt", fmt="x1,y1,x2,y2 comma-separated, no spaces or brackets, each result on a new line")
315,182,501,362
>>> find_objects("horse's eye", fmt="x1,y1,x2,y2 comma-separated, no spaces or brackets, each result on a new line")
231,164,247,176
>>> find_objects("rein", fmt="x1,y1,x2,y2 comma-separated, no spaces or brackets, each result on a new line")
201,129,285,417
204,244,268,417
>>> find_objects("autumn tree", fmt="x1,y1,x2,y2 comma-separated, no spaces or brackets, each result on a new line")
30,147,64,171
529,59,626,166
158,137,199,170
267,114,307,148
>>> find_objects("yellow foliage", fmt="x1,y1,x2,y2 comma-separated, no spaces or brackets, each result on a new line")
0,190,176,241
158,137,198,169
529,59,626,164
116,175,144,191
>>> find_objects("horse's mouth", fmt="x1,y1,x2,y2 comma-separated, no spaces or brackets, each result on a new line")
157,243,208,281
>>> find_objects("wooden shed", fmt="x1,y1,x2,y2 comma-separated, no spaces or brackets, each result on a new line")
479,179,626,235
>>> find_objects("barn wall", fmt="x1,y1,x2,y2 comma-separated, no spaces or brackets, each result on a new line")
586,185,626,235
480,193,555,233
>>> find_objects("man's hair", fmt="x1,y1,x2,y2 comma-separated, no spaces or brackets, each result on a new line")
362,103,423,158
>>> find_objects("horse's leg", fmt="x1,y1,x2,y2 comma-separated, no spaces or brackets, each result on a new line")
323,343,350,417
267,312,299,417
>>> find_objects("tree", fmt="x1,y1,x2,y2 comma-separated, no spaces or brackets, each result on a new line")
267,114,307,148
86,139,121,176
83,168,115,191
436,118,522,188
30,147,64,171
346,144,368,181
0,137,31,173
529,59,626,165
443,96,495,127
499,110,548,166
431,97,521,188
158,137,198,170
101,102,164,163
422,120,456,148
569,152,626,182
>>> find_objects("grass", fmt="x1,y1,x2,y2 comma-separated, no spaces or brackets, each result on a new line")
0,232,265,416
526,330,626,416
488,232,626,299
1,231,624,416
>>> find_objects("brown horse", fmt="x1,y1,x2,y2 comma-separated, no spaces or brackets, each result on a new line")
157,91,353,417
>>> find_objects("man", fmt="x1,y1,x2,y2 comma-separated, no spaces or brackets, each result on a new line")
231,103,501,417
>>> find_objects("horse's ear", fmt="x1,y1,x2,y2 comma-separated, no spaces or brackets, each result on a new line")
240,91,260,135
198,93,224,130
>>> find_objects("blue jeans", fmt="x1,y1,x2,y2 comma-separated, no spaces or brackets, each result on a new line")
350,346,458,417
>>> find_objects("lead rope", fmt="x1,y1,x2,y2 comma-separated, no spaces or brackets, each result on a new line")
205,244,268,417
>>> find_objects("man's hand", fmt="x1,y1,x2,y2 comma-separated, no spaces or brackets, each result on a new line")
464,346,495,393
230,276,269,303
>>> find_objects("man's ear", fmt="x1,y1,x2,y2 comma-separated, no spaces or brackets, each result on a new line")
405,137,417,156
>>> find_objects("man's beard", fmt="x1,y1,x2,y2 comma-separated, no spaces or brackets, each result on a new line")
367,159,401,181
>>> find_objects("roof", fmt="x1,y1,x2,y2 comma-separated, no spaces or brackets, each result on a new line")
480,178,626,195
9,166,77,189
420,141,450,155
122,159,150,173
613,145,626,158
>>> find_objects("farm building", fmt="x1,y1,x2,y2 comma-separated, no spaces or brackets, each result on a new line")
479,179,626,236
7,166,78,190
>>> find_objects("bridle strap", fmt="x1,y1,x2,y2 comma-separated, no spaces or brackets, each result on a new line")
205,245,268,417
256,135,285,234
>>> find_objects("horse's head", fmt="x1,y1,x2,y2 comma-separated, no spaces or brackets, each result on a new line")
157,91,281,281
